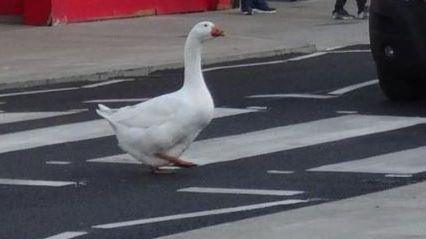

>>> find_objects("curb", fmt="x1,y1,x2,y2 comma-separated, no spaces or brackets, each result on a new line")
0,44,316,91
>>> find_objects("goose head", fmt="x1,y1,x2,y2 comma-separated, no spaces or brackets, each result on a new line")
188,21,225,42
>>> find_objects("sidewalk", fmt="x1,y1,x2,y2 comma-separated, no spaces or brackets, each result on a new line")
0,0,368,89
159,182,426,239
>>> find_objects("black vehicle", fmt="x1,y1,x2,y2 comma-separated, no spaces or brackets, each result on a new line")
369,0,426,100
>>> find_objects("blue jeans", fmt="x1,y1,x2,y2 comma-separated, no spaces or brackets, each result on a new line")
241,0,270,11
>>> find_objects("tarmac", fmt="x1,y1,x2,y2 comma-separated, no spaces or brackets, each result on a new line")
0,0,368,90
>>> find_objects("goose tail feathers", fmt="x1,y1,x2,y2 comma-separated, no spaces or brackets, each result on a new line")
96,104,118,130
98,104,111,112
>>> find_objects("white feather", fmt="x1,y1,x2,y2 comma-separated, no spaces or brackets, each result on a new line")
96,22,219,167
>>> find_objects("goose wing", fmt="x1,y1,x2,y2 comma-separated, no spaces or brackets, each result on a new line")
99,93,186,129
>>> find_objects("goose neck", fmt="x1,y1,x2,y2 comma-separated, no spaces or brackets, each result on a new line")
183,37,204,88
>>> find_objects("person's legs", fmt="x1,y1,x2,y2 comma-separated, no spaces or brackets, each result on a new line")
355,0,369,19
252,0,276,13
332,0,354,19
356,0,367,13
253,0,269,9
333,0,347,13
241,0,254,14
241,0,252,11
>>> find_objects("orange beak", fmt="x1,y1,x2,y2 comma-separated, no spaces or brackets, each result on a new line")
211,26,225,37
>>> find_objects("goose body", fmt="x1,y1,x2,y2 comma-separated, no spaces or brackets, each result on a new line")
97,21,224,171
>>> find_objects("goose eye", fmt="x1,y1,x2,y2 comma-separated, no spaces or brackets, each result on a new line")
204,24,208,27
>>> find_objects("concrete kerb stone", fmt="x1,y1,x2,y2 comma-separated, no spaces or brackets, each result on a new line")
0,44,316,91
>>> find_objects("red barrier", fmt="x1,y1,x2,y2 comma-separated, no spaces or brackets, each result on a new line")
22,0,231,26
23,0,51,25
0,0,23,14
156,0,208,15
217,0,231,10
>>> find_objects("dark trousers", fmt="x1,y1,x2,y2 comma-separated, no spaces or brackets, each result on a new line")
241,0,269,11
334,0,367,13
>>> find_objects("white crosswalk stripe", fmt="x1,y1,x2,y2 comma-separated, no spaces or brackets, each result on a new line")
177,187,304,196
247,79,379,99
0,178,76,187
83,98,148,104
80,79,134,88
308,145,426,174
88,115,426,166
267,170,295,175
0,87,79,98
247,93,336,99
92,199,311,229
0,108,259,154
328,79,379,95
44,231,88,239
0,110,87,125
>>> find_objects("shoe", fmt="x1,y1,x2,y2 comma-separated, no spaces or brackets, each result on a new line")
242,9,253,15
252,7,277,14
332,9,354,20
356,5,369,19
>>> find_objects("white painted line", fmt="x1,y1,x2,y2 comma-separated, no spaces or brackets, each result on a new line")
44,231,88,239
177,187,303,196
184,115,426,165
0,110,86,125
385,174,413,178
267,170,295,175
337,110,358,114
88,115,426,166
83,98,148,104
159,166,181,170
93,199,310,229
328,79,379,96
246,106,268,111
213,107,259,118
324,46,344,51
46,161,72,165
81,79,133,88
88,154,140,164
308,146,426,174
0,178,75,187
0,87,79,98
0,79,132,99
247,79,378,101
328,49,371,54
0,119,112,154
0,108,258,154
247,93,336,99
287,52,328,62
203,52,328,72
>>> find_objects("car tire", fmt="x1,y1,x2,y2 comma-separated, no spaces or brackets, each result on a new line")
377,62,425,101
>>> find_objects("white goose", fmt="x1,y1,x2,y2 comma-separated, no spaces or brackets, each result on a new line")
96,21,225,173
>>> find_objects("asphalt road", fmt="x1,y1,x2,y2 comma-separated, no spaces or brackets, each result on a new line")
1,45,426,239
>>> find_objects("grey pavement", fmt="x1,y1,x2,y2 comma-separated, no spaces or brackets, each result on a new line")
0,0,368,89
159,182,426,239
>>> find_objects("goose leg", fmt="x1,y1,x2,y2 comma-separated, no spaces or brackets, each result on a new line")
155,153,198,168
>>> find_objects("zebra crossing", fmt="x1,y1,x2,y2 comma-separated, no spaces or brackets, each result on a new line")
88,114,426,167
1,107,426,186
5,107,423,239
